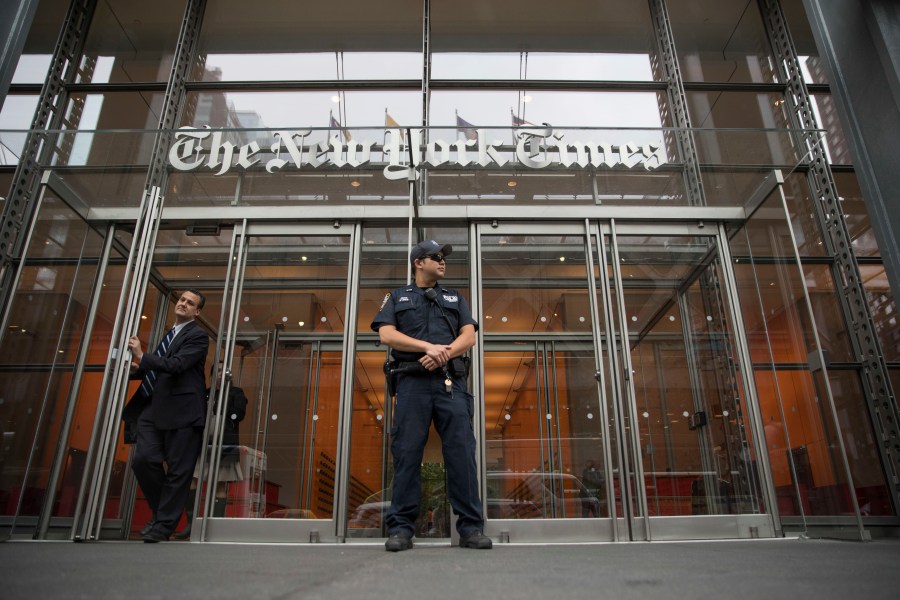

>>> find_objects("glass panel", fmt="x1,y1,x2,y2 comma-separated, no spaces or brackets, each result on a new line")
730,189,858,520
0,191,101,524
431,0,658,81
55,92,164,168
802,264,854,362
828,370,893,515
811,94,852,165
182,90,422,130
77,0,185,83
781,172,826,257
669,0,776,83
12,0,68,84
860,265,899,363
345,346,391,537
781,0,828,85
429,91,670,130
481,233,609,520
616,233,762,516
196,0,422,81
833,172,880,258
0,95,39,166
688,93,794,165
235,234,349,521
0,173,11,214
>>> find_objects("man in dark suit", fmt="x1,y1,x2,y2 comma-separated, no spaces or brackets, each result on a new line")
123,289,209,542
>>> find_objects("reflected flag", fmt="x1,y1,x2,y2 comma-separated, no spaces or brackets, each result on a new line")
456,112,477,141
511,109,534,127
385,111,400,128
329,113,353,142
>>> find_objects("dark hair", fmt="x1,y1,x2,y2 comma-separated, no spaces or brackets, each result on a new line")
183,288,206,309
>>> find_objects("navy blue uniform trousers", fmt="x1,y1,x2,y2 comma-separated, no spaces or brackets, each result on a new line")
386,370,484,537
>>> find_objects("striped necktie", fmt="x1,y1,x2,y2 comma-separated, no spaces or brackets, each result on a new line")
140,327,176,398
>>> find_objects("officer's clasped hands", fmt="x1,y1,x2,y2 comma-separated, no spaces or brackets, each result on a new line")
419,343,453,371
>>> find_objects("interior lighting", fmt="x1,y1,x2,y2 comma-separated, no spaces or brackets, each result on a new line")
507,180,517,187
330,95,340,103
523,95,533,103
559,256,565,262
350,180,361,187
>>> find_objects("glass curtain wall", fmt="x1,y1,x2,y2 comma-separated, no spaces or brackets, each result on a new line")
0,188,108,533
729,184,888,530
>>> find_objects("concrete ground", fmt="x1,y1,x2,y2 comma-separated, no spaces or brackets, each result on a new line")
2,537,899,599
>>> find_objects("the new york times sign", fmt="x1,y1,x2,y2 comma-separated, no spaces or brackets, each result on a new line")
168,126,665,179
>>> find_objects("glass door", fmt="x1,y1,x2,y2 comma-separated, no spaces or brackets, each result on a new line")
477,223,616,542
475,221,777,543
602,222,775,540
197,223,358,542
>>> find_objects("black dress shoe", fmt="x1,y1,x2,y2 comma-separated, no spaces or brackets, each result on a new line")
139,519,157,537
459,532,492,549
385,533,413,552
142,529,170,543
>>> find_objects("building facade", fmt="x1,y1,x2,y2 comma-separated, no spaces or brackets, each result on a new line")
0,0,897,543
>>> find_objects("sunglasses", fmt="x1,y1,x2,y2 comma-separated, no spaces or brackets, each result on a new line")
423,254,446,263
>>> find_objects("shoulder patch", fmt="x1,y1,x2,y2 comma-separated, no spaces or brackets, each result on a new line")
379,293,390,311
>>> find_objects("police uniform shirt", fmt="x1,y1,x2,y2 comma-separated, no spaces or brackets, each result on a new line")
370,285,478,362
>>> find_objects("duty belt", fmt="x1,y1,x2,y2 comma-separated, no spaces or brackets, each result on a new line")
391,361,434,375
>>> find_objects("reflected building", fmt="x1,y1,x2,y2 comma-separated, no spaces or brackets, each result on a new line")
0,0,897,544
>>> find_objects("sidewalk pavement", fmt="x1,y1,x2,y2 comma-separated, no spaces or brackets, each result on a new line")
2,537,899,600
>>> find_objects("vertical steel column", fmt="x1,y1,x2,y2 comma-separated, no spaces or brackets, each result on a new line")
0,0,96,325
584,220,618,539
420,0,431,205
648,0,706,207
759,0,900,513
334,222,362,540
143,0,206,195
609,220,653,540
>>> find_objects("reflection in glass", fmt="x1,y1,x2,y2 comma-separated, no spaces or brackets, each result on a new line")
430,91,668,130
196,0,423,81
669,0,775,83
0,192,102,527
833,172,880,258
77,0,185,83
0,95,39,166
182,91,422,130
730,192,862,518
481,233,609,520
431,0,657,81
58,92,164,166
860,265,899,363
615,234,762,516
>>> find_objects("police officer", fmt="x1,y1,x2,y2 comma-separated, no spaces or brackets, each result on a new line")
371,240,492,552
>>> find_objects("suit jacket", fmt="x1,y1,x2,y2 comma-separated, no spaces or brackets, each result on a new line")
122,320,210,440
